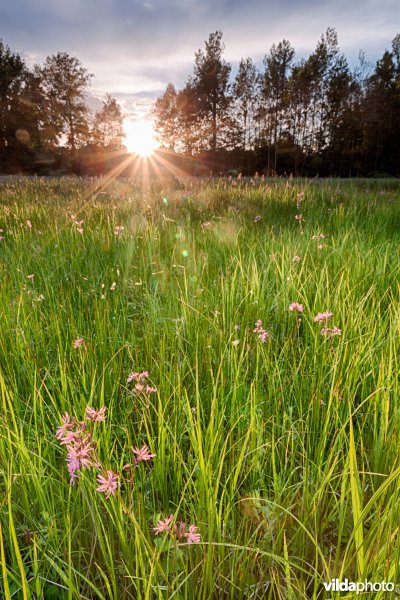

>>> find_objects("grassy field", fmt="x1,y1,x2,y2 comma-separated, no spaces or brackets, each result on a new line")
0,175,400,599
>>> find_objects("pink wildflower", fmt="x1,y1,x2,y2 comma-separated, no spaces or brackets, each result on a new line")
114,225,124,236
259,330,271,343
173,521,187,540
254,215,262,222
152,516,202,545
253,319,271,343
66,457,80,483
289,303,304,313
145,385,157,394
132,444,156,463
73,338,84,349
96,470,119,498
67,436,95,469
292,255,301,262
85,406,107,422
72,219,84,234
185,524,201,544
56,412,75,441
253,320,263,331
65,435,96,483
153,515,174,535
127,370,149,384
313,311,333,323
59,430,78,446
26,220,32,229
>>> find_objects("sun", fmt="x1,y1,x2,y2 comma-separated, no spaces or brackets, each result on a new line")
124,120,158,156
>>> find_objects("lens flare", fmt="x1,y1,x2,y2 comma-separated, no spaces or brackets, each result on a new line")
124,120,158,156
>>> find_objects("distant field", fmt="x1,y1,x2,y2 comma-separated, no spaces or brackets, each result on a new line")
1,176,400,599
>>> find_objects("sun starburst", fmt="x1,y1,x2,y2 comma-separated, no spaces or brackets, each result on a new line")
124,120,158,156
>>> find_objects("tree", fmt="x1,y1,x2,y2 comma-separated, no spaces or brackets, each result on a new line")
154,83,179,150
40,52,92,151
282,28,344,174
92,94,124,150
233,58,258,150
0,40,26,156
192,31,232,151
362,41,400,174
154,81,205,154
258,39,295,172
322,54,359,175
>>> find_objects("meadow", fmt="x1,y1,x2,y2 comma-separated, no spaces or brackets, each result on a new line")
0,175,400,599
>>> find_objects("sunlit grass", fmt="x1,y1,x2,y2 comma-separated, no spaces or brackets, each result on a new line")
0,176,400,598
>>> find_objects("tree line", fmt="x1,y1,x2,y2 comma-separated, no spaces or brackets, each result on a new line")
154,29,400,177
0,41,125,174
1,30,400,177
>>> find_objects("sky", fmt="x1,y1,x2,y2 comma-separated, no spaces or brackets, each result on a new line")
1,0,399,132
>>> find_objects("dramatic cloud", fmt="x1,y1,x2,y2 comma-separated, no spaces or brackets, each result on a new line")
1,0,399,126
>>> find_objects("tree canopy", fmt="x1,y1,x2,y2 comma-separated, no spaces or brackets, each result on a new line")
0,42,125,174
154,29,400,176
1,29,400,176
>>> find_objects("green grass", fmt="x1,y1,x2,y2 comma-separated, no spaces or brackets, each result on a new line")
0,175,400,599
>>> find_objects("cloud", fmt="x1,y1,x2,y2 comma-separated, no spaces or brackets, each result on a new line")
1,0,399,124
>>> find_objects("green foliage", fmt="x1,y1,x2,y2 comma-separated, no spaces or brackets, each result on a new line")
39,52,93,151
0,176,400,598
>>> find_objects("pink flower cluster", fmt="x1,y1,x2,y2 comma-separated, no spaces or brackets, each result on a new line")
56,409,157,504
132,444,156,463
122,444,156,473
154,515,201,544
56,412,101,484
313,311,341,336
114,225,124,236
313,311,333,323
70,214,84,234
85,406,107,422
253,320,271,343
127,370,157,394
289,302,304,313
73,337,85,349
96,470,119,498
254,215,262,222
